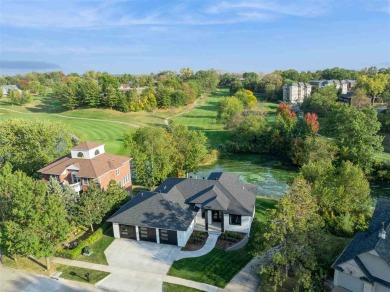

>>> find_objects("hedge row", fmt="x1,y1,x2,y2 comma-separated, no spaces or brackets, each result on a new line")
55,222,111,259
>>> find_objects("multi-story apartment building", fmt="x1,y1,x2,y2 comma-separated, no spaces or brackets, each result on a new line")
309,79,356,94
283,82,312,104
38,141,132,193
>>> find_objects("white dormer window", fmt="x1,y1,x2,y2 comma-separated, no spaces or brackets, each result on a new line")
116,169,120,176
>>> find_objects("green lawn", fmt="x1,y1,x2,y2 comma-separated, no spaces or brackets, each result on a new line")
76,229,115,265
168,197,278,288
3,255,51,276
172,88,230,149
0,91,228,155
56,264,110,284
163,283,203,292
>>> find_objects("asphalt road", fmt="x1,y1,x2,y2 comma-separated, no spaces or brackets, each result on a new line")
0,264,103,292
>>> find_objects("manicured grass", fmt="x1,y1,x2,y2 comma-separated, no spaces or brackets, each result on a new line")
172,88,230,149
168,197,278,288
0,92,221,155
76,229,115,265
163,283,203,292
56,264,110,284
3,255,52,275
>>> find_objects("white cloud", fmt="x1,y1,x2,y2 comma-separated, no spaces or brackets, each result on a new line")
205,0,331,17
0,0,331,29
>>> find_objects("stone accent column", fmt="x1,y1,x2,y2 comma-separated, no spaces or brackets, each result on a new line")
156,228,160,244
135,226,140,241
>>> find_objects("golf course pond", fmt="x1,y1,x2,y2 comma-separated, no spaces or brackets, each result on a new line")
191,153,390,199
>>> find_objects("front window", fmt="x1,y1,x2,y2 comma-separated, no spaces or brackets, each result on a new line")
116,169,120,176
229,214,241,226
201,210,205,218
83,178,89,185
71,172,80,184
94,149,100,156
77,152,84,158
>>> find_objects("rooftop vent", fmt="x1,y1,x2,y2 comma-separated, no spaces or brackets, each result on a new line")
379,222,387,240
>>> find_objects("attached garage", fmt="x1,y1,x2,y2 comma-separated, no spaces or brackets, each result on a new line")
119,224,137,239
159,229,178,245
138,227,157,242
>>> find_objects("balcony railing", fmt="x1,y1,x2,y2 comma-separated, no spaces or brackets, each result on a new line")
69,181,82,193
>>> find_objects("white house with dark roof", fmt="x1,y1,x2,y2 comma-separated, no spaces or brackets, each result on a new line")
1,85,21,96
332,197,390,292
107,172,257,247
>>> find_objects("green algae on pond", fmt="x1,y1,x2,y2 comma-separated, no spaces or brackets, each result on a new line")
191,154,298,199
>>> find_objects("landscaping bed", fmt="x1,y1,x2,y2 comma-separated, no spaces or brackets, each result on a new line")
55,222,113,261
182,231,208,251
216,231,246,250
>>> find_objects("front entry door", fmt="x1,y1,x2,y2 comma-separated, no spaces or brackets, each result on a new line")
212,210,222,222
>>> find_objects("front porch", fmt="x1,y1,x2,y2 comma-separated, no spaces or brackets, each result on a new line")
195,209,224,234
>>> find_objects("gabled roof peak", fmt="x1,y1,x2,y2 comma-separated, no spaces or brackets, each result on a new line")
72,141,104,151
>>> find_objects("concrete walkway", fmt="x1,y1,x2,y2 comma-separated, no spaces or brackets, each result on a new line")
225,247,278,292
52,257,224,292
176,233,219,260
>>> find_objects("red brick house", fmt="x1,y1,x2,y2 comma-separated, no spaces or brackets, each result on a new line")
38,141,132,193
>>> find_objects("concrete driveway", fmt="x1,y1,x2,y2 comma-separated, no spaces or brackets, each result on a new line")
97,239,181,291
104,238,181,274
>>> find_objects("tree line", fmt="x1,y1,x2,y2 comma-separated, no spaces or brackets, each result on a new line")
2,66,389,109
124,122,208,189
220,66,390,102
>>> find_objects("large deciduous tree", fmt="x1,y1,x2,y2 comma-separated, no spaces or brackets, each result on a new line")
0,119,76,176
74,182,108,232
323,104,383,173
261,177,324,291
217,96,244,127
302,160,371,235
124,127,176,189
0,165,69,269
169,123,207,177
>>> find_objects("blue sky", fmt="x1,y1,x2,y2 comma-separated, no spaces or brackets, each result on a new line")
0,0,389,74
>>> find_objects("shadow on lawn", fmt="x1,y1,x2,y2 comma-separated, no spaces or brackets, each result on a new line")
26,95,67,113
69,271,88,282
28,256,47,270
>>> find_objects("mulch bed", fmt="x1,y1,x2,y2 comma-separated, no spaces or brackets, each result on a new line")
182,231,209,251
216,232,246,250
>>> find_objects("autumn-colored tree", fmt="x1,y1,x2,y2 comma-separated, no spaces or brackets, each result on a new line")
277,102,296,121
304,113,320,134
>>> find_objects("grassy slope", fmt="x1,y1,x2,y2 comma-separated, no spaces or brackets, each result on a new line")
168,197,278,288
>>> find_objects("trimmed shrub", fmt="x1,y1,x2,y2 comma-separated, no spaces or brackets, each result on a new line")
56,222,111,259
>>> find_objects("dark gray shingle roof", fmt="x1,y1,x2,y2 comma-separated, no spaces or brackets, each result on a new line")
332,197,390,286
108,172,257,231
107,191,198,231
